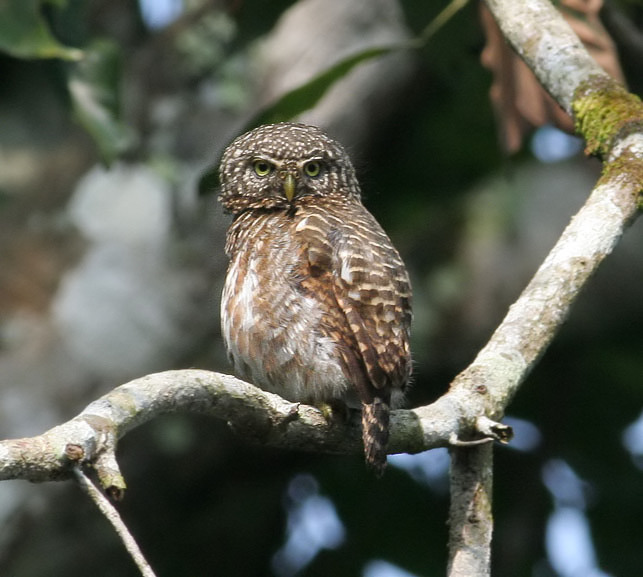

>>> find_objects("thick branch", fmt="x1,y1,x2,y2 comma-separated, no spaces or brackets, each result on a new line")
450,149,641,419
460,0,643,422
0,369,509,491
447,444,494,577
451,2,642,576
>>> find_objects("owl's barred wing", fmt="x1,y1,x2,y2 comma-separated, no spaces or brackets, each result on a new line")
331,210,412,396
294,212,369,402
297,205,412,402
326,206,411,476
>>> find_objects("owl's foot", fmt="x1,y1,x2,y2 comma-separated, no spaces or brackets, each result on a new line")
315,400,352,424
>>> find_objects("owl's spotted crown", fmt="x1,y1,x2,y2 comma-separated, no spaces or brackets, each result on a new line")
218,122,361,214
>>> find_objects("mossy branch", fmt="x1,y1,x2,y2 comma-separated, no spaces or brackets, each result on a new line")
573,76,643,159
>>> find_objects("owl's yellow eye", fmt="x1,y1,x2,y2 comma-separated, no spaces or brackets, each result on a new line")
303,161,321,177
253,160,273,177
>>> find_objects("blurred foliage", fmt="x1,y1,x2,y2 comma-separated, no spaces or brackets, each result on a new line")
68,39,135,163
0,0,82,60
0,1,642,577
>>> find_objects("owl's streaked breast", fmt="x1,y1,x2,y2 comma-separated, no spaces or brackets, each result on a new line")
221,210,352,405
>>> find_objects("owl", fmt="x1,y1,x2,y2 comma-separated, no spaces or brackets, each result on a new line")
219,122,412,474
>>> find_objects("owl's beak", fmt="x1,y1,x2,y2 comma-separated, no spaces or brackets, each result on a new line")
282,172,296,202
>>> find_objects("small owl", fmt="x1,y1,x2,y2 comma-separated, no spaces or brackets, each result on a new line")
219,122,412,474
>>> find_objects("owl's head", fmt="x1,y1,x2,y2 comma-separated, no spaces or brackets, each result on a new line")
219,122,361,214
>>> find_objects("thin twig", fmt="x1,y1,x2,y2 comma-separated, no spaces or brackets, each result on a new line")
73,466,157,577
416,0,470,45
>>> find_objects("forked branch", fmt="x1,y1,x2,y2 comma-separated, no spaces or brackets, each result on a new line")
445,1,643,575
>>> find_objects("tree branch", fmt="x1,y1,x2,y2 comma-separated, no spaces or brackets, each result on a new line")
470,0,643,435
73,466,157,577
0,369,511,491
447,444,494,577
444,1,643,575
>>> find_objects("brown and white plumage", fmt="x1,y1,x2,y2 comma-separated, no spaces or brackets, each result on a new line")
219,122,412,474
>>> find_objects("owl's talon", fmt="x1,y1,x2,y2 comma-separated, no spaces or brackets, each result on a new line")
315,401,353,425
316,402,336,423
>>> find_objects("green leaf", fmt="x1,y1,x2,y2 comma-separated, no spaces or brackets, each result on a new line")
250,44,399,127
68,39,135,165
198,43,402,195
0,0,83,60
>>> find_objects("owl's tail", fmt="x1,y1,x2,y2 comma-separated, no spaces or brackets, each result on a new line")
362,397,390,477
